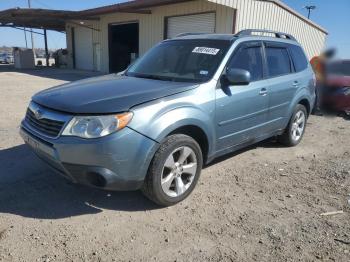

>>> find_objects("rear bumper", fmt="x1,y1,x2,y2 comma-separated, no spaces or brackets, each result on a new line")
20,124,159,191
322,88,350,112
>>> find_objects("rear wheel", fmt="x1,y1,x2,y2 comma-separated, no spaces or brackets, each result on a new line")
278,104,307,146
142,134,203,206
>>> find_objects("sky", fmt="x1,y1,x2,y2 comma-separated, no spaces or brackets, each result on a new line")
0,0,349,58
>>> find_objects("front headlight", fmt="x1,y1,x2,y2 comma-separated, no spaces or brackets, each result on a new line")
62,112,133,139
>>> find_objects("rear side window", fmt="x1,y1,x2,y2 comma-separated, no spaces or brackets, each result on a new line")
228,46,264,81
266,47,292,77
289,45,308,72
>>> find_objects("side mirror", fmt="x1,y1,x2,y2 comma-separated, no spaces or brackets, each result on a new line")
225,68,251,85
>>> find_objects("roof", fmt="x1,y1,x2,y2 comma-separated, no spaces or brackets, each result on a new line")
0,8,98,31
0,0,192,31
79,0,193,16
169,31,301,45
173,33,238,41
0,0,327,34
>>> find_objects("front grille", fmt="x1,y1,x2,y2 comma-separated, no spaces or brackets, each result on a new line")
25,108,65,137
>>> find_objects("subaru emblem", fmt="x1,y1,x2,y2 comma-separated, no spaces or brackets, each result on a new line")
34,109,43,119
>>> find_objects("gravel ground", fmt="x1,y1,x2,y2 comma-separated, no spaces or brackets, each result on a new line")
0,66,349,262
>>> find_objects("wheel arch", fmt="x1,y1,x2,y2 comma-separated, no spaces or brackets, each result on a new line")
130,105,216,163
167,125,210,163
298,98,311,116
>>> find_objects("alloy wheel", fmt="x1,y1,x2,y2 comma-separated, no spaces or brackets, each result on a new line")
291,110,306,141
161,146,197,198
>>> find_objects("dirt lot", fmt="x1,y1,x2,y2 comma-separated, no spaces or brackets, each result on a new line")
0,66,349,262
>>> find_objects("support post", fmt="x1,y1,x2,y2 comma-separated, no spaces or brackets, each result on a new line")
44,29,49,67
27,0,35,59
23,27,28,48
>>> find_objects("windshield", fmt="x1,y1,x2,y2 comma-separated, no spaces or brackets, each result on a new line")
126,39,231,83
326,61,350,76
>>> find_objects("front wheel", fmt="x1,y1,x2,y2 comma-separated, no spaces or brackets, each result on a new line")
278,104,307,147
142,134,203,206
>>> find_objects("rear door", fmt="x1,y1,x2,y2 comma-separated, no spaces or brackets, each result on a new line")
264,41,296,131
215,41,270,151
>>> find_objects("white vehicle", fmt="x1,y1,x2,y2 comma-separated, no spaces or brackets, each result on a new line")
0,54,14,64
6,54,14,63
0,54,5,63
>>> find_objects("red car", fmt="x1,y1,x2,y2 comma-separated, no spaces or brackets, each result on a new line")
322,60,350,114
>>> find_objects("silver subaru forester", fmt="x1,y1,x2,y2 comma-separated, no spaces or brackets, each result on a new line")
21,30,316,206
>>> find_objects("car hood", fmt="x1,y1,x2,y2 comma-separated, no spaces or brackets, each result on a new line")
32,74,198,114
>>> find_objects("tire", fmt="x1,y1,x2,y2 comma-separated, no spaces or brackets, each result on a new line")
142,134,203,206
278,104,308,147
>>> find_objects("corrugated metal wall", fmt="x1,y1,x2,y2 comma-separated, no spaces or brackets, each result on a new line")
66,1,235,72
97,0,235,73
66,20,101,69
208,0,327,60
65,0,326,73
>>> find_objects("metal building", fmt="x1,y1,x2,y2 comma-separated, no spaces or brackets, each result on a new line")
0,0,328,73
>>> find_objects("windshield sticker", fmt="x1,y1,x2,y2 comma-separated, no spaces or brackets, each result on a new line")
192,47,220,55
200,70,209,75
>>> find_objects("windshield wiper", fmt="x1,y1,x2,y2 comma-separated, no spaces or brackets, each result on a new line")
130,73,176,82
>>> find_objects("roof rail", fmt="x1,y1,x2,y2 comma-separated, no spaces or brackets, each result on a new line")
236,29,297,41
175,32,208,38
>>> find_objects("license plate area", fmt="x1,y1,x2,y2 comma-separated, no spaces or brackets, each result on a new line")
21,128,55,158
25,135,39,149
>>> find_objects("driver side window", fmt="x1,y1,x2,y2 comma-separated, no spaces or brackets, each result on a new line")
227,45,264,82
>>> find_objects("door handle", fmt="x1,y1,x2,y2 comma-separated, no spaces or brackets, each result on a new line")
292,81,299,87
259,88,268,96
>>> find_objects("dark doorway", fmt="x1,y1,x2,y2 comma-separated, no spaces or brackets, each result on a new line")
71,27,76,69
109,22,139,73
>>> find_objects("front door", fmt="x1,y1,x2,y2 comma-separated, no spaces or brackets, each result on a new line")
215,42,269,152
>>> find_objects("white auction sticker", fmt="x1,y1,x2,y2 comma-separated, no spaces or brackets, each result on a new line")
192,47,220,55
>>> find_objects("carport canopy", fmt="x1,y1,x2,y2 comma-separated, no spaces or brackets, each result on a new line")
0,0,193,68
0,8,99,31
0,0,192,31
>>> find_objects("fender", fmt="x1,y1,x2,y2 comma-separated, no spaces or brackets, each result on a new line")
131,105,215,155
284,86,314,128
128,82,217,157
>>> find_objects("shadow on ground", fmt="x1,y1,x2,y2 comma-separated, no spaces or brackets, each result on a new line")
0,144,159,220
206,137,283,167
319,108,350,121
0,64,103,82
0,138,284,220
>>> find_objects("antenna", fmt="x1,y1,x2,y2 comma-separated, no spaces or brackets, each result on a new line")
303,5,316,19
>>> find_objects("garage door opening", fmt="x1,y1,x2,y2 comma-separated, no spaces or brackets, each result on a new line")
108,22,139,73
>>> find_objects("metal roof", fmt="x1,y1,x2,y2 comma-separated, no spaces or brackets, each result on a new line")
0,0,327,34
0,0,193,31
0,8,98,31
79,0,193,16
